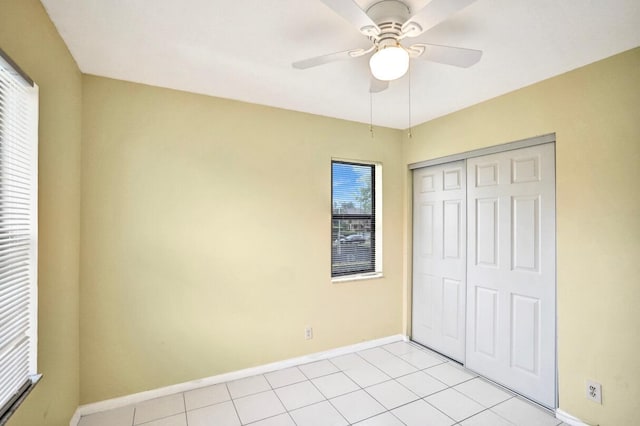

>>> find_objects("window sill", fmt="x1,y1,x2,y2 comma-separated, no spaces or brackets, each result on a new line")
0,374,42,424
332,272,383,283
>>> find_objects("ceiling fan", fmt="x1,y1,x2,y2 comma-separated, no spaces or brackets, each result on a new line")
293,0,483,93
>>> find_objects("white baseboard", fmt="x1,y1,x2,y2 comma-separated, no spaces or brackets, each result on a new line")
556,408,594,426
68,408,81,426
71,334,406,424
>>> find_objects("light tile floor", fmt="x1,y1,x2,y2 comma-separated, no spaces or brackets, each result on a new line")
78,341,568,426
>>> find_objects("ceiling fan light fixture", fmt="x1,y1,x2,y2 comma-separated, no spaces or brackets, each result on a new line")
369,45,409,81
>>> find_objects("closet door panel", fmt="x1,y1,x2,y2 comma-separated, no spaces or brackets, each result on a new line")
466,143,556,408
412,162,466,362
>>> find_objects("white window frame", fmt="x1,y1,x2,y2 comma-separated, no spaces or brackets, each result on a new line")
331,158,382,282
0,48,40,424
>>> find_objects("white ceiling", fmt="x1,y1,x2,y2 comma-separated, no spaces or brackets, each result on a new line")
41,0,640,129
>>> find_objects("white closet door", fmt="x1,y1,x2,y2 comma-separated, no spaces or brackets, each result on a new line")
466,143,556,408
412,161,466,362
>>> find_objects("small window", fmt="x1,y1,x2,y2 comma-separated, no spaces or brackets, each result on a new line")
331,160,380,278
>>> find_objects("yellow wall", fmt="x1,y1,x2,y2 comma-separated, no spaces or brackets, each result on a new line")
403,47,640,426
79,76,404,403
0,0,82,425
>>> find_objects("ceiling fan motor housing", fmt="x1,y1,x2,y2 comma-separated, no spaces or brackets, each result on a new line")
366,0,411,48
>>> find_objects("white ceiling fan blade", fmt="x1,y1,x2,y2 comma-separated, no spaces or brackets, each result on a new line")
370,77,389,93
319,0,380,36
292,46,372,69
411,43,482,68
402,0,477,38
292,51,352,69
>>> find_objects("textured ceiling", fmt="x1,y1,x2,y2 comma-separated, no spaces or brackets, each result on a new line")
41,0,640,129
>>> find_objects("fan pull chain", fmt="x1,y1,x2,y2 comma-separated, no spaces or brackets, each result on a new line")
408,64,413,139
369,92,374,138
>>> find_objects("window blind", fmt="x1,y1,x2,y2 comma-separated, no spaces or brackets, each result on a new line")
331,161,375,277
0,49,39,422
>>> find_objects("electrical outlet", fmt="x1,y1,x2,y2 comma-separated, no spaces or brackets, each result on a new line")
304,326,313,340
586,380,602,404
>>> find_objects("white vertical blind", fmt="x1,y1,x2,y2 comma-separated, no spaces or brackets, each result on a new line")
0,51,39,418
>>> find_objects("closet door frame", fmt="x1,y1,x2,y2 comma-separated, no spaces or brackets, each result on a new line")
410,134,556,171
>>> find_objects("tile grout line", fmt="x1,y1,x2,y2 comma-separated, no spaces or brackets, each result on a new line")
181,392,188,426
489,395,557,426
263,368,350,424
452,380,517,411
419,392,458,425
329,345,424,424
228,375,271,400
243,412,292,426
130,394,190,426
353,342,463,425
359,377,420,421
226,382,244,426
265,370,292,423
468,399,520,426
304,366,351,426
359,386,456,425
414,372,499,425
286,410,299,426
452,405,502,424
320,345,454,425
487,398,520,426
322,356,372,410
382,348,466,426
353,349,399,381
232,373,344,424
365,345,452,383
